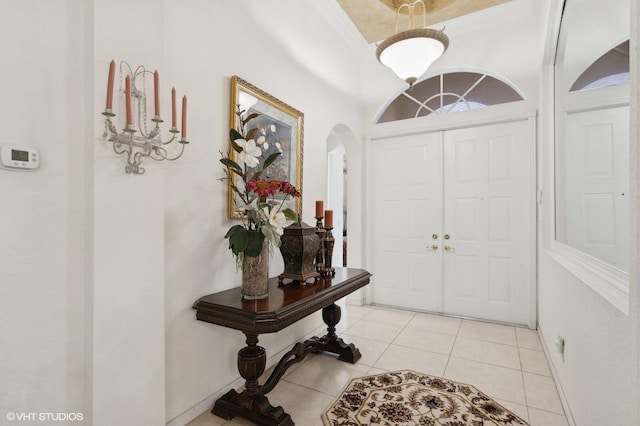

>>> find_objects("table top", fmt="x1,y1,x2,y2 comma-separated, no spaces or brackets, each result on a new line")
193,267,371,334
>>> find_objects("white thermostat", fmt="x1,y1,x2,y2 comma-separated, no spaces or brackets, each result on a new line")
1,143,40,171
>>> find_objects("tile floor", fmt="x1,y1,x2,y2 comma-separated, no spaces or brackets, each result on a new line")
188,305,568,426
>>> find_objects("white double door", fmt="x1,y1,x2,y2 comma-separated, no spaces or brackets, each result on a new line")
370,120,533,325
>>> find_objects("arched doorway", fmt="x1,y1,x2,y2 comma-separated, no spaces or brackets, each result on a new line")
327,126,353,268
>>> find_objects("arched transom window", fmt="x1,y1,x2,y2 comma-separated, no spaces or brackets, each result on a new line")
377,71,524,124
570,40,629,92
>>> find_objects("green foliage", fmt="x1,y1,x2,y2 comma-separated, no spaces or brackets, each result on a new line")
245,128,258,141
225,226,265,257
230,128,243,141
263,151,282,170
220,158,244,175
245,231,265,257
242,113,259,126
229,129,243,153
225,225,248,255
282,208,297,221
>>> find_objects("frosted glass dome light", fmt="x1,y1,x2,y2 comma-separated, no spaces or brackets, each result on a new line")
375,0,449,87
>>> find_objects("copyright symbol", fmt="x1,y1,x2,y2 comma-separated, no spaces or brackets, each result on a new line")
6,412,16,422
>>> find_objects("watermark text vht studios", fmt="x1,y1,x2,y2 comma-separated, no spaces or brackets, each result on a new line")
6,412,83,422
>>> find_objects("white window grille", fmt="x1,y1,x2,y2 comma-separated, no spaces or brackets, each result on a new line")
377,71,524,124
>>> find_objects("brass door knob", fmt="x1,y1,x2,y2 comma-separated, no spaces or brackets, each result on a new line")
429,244,438,251
444,245,455,253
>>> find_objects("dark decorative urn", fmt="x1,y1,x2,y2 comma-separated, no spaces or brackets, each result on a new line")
278,219,321,285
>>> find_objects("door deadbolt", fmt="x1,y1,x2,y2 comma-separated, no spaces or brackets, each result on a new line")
444,234,451,240
432,234,438,240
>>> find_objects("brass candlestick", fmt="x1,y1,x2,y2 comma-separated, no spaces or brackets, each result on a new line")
315,216,326,273
322,227,336,277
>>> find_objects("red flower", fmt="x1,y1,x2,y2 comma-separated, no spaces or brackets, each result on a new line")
279,181,302,197
247,179,302,197
247,179,301,198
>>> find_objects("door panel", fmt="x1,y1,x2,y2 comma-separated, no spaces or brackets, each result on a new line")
565,107,629,270
371,132,443,312
443,120,530,324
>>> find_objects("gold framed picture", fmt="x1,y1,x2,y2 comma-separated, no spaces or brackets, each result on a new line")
227,76,304,218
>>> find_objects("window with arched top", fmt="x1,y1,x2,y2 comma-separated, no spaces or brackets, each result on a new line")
570,40,629,92
376,72,524,124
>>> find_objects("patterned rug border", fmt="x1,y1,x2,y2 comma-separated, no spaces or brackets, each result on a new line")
322,369,529,426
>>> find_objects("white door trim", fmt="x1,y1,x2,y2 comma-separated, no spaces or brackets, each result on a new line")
369,100,536,140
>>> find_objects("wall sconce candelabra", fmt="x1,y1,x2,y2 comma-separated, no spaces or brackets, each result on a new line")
101,60,189,174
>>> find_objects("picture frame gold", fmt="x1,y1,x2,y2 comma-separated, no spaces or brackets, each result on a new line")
227,76,304,218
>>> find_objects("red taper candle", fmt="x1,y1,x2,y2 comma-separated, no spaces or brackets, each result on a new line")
153,70,160,117
171,87,176,128
181,95,187,138
106,60,115,110
125,75,132,125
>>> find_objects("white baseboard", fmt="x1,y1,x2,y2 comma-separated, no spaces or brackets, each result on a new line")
165,376,242,426
166,322,326,426
537,325,577,426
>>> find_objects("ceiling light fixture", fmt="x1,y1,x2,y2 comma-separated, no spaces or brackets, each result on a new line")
376,0,449,87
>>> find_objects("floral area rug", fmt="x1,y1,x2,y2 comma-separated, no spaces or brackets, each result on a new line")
323,370,529,425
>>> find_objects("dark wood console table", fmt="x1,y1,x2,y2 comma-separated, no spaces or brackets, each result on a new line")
193,267,371,426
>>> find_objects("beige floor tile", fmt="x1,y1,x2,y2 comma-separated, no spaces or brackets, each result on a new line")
279,356,304,380
519,347,551,376
260,353,305,382
373,344,449,376
451,337,521,370
191,311,563,426
335,313,362,333
523,372,564,414
343,318,404,343
187,410,250,426
458,320,518,346
284,352,370,396
406,312,462,335
516,327,543,350
267,380,335,425
338,333,390,367
301,324,328,340
362,306,415,326
365,366,389,375
528,407,569,426
343,304,375,319
392,327,456,355
220,418,254,426
326,303,370,333
444,357,527,405
494,398,529,423
186,410,228,426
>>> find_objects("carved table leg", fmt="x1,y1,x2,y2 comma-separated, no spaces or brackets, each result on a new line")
308,303,362,363
212,333,293,426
